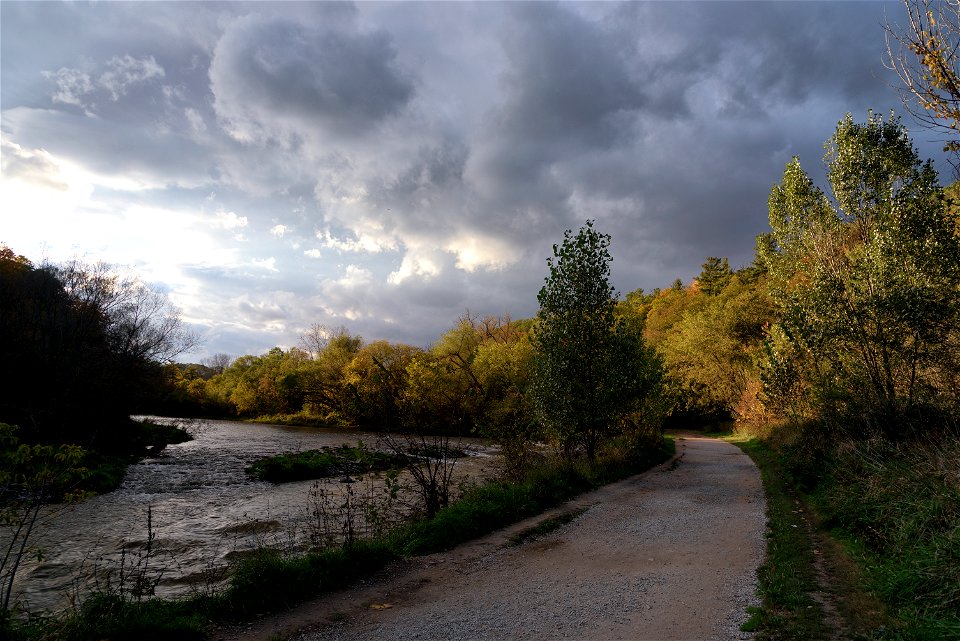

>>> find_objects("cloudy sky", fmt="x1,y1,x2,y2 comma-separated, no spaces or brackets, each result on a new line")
1,1,949,360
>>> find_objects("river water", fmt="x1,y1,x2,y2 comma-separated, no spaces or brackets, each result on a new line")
5,419,497,614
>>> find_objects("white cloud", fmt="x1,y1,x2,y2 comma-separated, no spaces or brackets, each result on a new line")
42,55,165,111
303,248,322,258
337,264,373,287
270,224,288,237
388,253,440,284
43,67,94,108
316,227,395,254
445,233,515,272
212,210,248,230
184,107,207,134
1,138,71,191
98,54,165,101
252,257,278,272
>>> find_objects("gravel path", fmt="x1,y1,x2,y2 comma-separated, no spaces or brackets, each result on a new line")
221,435,766,641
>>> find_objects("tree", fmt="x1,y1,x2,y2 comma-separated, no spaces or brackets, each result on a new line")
299,328,364,422
696,256,733,296
885,0,960,169
659,273,774,423
201,353,232,375
759,113,960,433
342,340,420,429
0,250,196,444
530,221,660,460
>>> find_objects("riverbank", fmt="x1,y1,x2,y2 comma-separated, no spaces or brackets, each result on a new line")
3,435,674,640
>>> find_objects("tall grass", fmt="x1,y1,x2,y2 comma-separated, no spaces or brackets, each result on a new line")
736,420,960,639
818,433,960,638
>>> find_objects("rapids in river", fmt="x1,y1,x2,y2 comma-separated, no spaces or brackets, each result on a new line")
4,419,496,613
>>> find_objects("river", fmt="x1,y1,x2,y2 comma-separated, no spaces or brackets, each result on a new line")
5,419,497,614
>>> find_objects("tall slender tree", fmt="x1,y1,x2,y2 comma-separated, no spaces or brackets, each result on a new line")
530,221,660,459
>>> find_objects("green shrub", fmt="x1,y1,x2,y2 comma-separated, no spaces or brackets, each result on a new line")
247,443,403,483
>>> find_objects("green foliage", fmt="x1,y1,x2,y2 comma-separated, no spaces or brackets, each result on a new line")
1,424,90,615
696,256,733,296
58,594,208,641
246,443,404,483
640,284,704,347
222,541,397,616
342,340,419,429
760,112,960,434
659,272,774,424
736,422,960,639
531,221,663,460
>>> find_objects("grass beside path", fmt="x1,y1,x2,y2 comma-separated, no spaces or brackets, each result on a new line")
733,438,832,639
732,435,907,641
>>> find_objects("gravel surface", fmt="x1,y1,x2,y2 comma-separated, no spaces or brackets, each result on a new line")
221,435,766,641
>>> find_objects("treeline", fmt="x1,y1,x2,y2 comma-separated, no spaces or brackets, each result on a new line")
164,113,960,449
627,114,960,444
159,316,536,437
0,249,195,448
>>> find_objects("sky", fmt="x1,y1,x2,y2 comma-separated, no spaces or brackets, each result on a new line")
1,1,950,361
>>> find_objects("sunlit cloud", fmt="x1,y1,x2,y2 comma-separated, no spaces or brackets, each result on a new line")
251,257,278,272
388,253,441,284
316,227,395,254
446,233,516,272
211,210,248,230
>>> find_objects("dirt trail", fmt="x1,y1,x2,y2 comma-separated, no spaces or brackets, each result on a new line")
217,435,766,641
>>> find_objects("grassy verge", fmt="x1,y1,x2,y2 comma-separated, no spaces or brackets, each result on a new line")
5,437,673,640
247,412,335,428
813,434,960,639
247,442,404,483
734,427,960,640
732,438,829,639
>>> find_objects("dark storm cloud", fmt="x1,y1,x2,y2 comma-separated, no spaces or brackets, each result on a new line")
210,13,414,144
6,0,947,359
464,2,647,227
470,1,914,288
